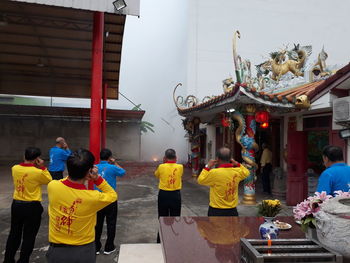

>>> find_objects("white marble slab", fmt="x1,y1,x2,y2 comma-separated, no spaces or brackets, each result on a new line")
118,244,164,263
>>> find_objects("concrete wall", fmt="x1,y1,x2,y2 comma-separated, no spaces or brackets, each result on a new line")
0,117,141,163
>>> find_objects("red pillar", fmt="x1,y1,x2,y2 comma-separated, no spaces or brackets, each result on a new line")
89,11,104,189
101,83,107,149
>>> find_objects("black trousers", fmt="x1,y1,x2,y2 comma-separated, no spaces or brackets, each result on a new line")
208,206,238,217
262,163,272,194
4,200,43,263
46,241,95,263
95,201,118,252
157,190,181,243
49,171,63,180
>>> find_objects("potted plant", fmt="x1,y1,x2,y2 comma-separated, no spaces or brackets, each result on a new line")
257,199,282,239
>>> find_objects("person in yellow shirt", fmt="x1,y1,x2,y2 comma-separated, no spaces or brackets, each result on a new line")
154,149,183,243
260,143,272,194
198,147,249,216
46,149,117,263
4,147,52,263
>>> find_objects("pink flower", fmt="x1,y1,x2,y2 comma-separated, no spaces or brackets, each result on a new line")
334,190,350,198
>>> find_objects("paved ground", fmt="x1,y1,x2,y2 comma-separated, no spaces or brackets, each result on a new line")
0,165,293,263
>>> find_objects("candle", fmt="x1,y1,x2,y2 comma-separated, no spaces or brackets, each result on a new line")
267,238,272,255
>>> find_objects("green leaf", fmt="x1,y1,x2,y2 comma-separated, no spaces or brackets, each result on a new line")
142,121,154,127
301,223,308,233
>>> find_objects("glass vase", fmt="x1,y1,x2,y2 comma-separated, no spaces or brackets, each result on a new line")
259,217,279,239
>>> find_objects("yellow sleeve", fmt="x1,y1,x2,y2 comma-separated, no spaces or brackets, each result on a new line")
39,168,53,185
237,165,250,181
94,179,118,211
154,166,160,179
197,169,215,186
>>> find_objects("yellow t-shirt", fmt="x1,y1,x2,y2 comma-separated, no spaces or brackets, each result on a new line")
48,177,117,245
12,163,52,202
197,164,249,209
154,162,183,191
260,148,272,167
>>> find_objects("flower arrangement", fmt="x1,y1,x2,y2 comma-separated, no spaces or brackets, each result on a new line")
293,191,350,232
257,199,282,217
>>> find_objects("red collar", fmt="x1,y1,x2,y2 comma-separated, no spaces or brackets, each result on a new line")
165,161,176,163
62,179,87,190
218,163,240,168
20,163,35,167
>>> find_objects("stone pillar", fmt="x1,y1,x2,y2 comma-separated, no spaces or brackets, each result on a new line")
191,117,201,176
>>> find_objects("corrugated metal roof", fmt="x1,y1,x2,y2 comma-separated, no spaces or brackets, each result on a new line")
11,0,140,16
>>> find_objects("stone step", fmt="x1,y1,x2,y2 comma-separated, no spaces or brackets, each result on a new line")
118,243,164,263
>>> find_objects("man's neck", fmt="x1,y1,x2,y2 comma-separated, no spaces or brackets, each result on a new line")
24,160,35,164
328,161,344,167
67,177,86,185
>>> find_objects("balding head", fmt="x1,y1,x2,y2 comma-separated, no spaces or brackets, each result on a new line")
55,137,67,149
217,147,231,163
56,137,65,144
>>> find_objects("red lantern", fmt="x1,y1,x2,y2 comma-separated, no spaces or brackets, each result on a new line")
260,122,269,129
255,110,270,123
221,116,230,127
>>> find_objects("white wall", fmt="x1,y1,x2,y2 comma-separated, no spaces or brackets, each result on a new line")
187,0,350,98
109,0,189,162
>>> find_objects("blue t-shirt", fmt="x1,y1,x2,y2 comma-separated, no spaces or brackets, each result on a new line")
48,146,72,172
94,161,125,191
316,163,350,195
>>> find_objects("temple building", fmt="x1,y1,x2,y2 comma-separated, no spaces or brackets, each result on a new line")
174,34,350,205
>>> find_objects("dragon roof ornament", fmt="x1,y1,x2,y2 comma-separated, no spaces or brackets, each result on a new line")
173,31,340,115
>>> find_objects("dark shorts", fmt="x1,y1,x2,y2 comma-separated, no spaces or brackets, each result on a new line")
208,206,238,216
46,241,95,263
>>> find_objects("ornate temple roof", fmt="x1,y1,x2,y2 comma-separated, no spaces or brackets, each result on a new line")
241,63,350,106
176,63,350,117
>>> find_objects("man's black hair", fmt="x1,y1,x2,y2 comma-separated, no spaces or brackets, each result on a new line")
217,147,231,162
67,149,95,180
165,149,176,159
100,148,112,161
24,147,41,161
322,145,344,162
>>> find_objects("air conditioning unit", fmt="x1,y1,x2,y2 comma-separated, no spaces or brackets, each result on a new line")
333,96,350,123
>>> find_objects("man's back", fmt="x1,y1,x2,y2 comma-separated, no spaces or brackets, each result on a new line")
48,178,117,245
317,163,350,195
198,165,249,209
155,162,183,191
49,146,71,172
95,161,125,190
12,163,52,201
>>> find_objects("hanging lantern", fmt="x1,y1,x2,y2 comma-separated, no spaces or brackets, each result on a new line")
221,114,230,127
255,110,270,123
260,122,269,129
221,117,230,127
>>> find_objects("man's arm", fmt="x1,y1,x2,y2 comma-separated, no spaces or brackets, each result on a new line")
154,166,160,179
92,176,118,211
316,171,331,195
260,149,267,167
198,159,217,186
35,158,52,184
236,164,250,181
109,159,126,177
197,169,214,186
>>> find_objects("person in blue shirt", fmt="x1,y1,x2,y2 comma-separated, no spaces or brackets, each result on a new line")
48,137,71,180
95,148,125,255
317,145,350,196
